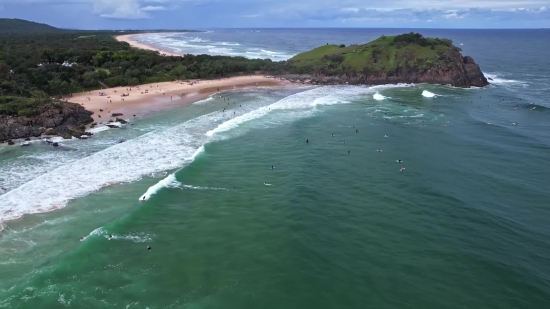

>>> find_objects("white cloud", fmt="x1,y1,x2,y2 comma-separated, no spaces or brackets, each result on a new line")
141,5,167,11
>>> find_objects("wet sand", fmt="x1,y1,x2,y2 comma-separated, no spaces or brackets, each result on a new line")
69,76,293,122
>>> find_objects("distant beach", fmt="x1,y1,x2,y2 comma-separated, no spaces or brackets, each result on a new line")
116,33,184,56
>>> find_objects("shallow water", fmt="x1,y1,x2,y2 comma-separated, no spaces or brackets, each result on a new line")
1,29,550,308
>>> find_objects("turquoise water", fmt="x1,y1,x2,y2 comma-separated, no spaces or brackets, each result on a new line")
1,82,550,308
2,28,550,308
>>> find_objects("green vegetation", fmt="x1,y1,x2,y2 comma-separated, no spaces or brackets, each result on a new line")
0,20,469,118
0,18,64,35
288,32,462,76
0,25,285,116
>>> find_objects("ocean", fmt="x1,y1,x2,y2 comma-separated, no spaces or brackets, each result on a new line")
1,29,550,308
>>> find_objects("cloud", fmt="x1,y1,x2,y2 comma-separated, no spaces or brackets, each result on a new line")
0,0,549,26
141,5,167,11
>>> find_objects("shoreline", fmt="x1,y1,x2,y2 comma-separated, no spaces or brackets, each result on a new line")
116,33,185,56
69,75,295,124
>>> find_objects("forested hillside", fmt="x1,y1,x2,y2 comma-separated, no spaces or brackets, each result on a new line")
0,31,284,117
0,18,63,34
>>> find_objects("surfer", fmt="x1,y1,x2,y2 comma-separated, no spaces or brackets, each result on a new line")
264,182,272,186
147,246,152,251
377,149,382,152
80,237,85,241
109,234,113,240
306,139,309,144
348,150,350,154
331,134,334,137
271,165,274,169
384,135,388,137
142,196,146,201
356,129,359,133
396,160,403,163
1,187,6,191
513,122,518,126
400,167,406,172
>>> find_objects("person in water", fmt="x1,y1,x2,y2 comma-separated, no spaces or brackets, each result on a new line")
306,139,309,144
397,160,403,163
348,150,350,154
109,234,113,239
356,129,358,133
271,165,274,169
147,246,152,251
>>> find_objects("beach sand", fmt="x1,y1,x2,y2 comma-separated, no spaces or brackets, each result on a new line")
69,76,293,123
116,34,184,56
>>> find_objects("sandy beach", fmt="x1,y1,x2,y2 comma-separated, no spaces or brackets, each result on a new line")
116,33,184,56
69,76,293,123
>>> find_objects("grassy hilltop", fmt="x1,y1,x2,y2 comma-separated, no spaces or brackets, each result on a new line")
287,32,488,88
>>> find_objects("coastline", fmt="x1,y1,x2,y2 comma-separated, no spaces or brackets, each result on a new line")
116,33,185,56
69,75,294,123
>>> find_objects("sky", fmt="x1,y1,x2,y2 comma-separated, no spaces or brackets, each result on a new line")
0,0,549,29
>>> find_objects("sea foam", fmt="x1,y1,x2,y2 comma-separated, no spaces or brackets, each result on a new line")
422,90,437,98
373,93,387,101
0,84,411,225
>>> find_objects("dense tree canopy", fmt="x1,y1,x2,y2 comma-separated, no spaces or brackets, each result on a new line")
0,31,286,115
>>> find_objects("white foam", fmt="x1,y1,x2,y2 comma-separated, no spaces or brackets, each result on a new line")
206,86,378,137
181,185,228,191
0,85,412,224
139,174,180,201
189,37,209,43
422,90,437,98
373,93,386,101
86,126,110,134
484,73,527,86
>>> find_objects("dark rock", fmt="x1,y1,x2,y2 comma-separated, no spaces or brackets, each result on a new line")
52,142,59,147
116,118,128,124
7,140,15,145
112,113,123,117
0,102,93,142
107,125,119,129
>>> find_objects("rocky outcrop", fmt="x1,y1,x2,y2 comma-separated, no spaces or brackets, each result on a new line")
0,102,93,142
285,52,488,88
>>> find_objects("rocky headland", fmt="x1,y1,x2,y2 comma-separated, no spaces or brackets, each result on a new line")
0,101,93,143
285,32,489,88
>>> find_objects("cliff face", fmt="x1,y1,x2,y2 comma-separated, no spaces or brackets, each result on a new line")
288,34,489,88
313,52,488,87
0,102,93,142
